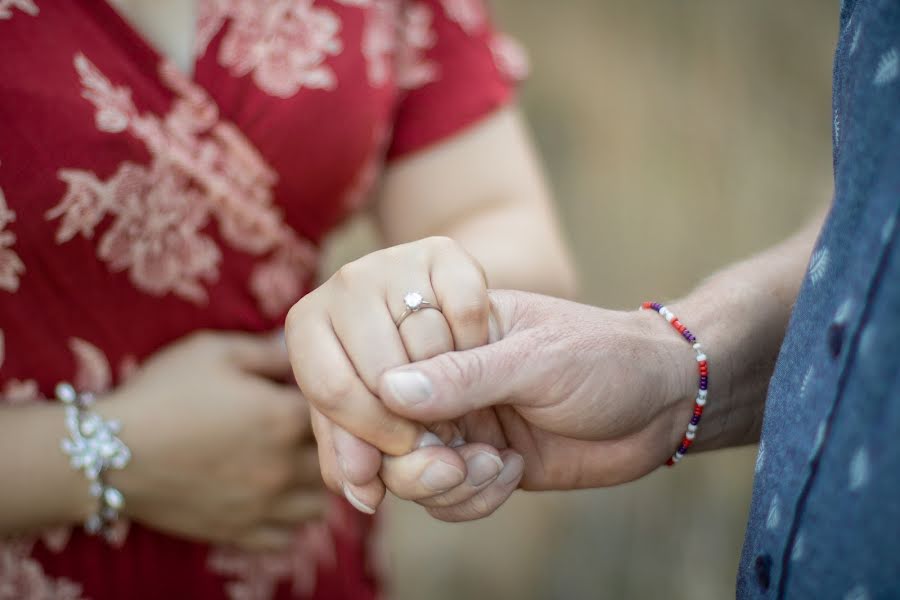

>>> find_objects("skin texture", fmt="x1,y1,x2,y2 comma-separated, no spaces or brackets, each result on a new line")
309,207,827,521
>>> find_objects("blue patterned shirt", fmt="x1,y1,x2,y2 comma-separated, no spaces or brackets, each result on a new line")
737,1,900,598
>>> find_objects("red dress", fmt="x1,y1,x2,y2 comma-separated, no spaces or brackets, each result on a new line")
0,1,524,597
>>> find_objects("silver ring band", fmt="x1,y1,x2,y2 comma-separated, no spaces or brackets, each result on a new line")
395,292,442,327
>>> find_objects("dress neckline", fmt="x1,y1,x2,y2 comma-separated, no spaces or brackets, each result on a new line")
92,0,200,80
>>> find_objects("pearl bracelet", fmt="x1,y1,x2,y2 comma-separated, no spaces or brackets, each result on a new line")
56,382,130,539
640,302,708,466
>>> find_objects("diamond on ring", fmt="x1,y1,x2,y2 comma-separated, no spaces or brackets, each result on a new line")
404,292,424,310
396,291,441,327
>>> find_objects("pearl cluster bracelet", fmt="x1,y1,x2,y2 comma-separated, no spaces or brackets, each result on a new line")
640,302,708,466
56,382,130,539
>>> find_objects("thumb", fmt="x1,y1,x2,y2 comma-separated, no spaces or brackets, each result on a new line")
229,330,292,380
379,291,535,421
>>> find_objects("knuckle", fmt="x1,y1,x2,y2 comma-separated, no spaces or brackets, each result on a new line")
334,257,369,287
308,373,353,413
425,235,457,252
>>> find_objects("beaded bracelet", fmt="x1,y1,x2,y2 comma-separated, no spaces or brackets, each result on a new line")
640,302,708,466
56,382,130,540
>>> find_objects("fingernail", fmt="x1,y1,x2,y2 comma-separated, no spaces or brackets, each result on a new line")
467,452,504,486
450,436,466,448
342,484,376,515
384,371,432,406
497,454,525,485
420,460,465,492
417,432,444,449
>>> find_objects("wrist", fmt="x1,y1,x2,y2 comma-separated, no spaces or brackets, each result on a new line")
634,308,701,455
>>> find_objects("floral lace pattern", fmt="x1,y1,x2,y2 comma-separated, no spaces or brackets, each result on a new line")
0,540,84,600
47,54,317,315
360,0,400,87
0,0,37,20
208,512,340,600
489,32,530,82
439,0,484,34
0,181,24,293
396,2,439,90
197,0,343,97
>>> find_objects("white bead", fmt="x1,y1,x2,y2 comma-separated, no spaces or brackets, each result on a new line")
104,487,125,511
692,343,703,351
686,430,696,440
698,389,708,400
665,311,676,323
696,396,707,407
56,382,77,404
696,353,707,362
89,482,103,497
687,424,698,433
84,514,103,534
672,454,682,463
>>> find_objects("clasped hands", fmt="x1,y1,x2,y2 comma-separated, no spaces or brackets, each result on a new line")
286,237,698,522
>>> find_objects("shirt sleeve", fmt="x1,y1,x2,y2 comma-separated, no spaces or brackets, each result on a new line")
385,0,528,160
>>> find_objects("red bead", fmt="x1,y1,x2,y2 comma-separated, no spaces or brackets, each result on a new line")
666,457,675,467
698,360,707,368
683,438,693,448
642,301,653,309
693,405,704,417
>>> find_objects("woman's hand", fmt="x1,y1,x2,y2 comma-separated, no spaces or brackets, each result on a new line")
286,237,524,517
100,331,326,552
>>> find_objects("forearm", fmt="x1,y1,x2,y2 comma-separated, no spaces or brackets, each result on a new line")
0,403,94,536
666,205,828,452
445,203,577,298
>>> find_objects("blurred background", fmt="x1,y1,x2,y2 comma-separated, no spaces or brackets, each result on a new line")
322,1,838,598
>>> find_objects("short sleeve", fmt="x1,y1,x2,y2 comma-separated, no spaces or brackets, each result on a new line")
386,0,529,160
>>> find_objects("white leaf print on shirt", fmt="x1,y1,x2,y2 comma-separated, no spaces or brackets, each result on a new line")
850,23,861,55
882,212,897,243
0,0,37,19
766,495,781,530
755,440,766,474
811,419,827,457
874,48,898,86
849,446,870,491
808,247,830,284
844,585,871,600
790,531,805,562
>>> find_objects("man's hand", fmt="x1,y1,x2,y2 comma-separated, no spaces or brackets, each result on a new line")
374,290,699,520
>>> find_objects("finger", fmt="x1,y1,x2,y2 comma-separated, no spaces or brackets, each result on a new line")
227,331,292,380
426,450,524,523
287,310,424,456
414,443,503,508
310,407,386,514
396,297,454,362
379,445,467,501
429,242,489,351
267,490,328,525
379,337,526,423
236,526,297,553
332,421,382,486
